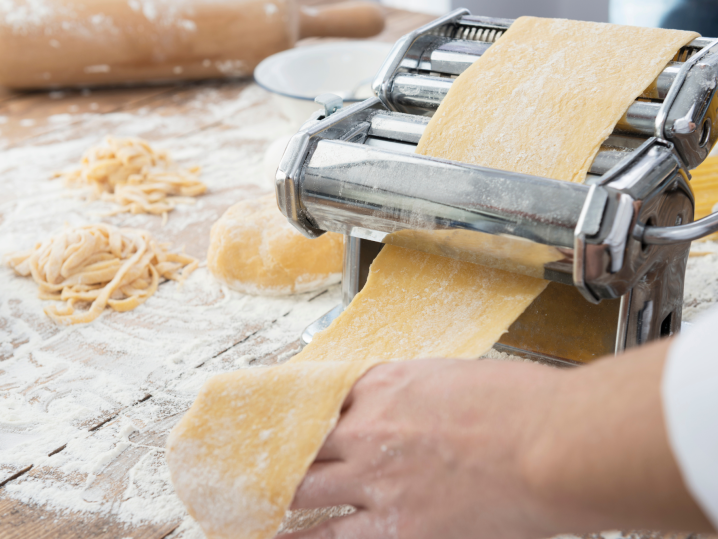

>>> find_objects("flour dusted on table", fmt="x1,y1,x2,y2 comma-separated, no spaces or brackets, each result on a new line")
684,244,718,320
0,80,314,534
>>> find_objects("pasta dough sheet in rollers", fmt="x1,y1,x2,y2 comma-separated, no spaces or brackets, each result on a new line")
290,245,549,362
166,17,698,539
416,18,697,183
166,245,546,539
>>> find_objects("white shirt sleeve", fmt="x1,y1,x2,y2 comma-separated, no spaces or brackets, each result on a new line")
663,306,718,529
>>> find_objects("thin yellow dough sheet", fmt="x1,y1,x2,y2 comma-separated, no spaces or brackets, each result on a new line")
291,244,549,363
416,17,697,183
166,244,546,539
166,18,698,539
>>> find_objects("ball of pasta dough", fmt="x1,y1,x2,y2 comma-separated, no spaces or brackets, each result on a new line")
208,194,343,295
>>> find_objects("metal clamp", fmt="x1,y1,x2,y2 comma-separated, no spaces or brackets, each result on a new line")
574,184,609,304
603,194,635,272
315,93,343,117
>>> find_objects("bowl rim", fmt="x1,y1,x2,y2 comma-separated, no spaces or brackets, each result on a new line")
253,40,393,102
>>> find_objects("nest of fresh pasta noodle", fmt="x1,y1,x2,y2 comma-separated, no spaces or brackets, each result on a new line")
6,224,197,325
59,137,206,224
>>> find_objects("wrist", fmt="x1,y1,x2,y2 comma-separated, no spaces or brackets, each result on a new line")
517,340,705,535
517,357,640,535
516,365,579,536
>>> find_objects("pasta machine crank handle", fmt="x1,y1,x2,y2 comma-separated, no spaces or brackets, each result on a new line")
641,210,718,245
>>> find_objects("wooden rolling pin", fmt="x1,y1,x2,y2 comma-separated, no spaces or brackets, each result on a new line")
0,0,385,89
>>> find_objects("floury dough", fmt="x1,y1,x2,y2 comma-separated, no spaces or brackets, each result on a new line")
166,18,698,539
166,245,546,539
290,245,548,362
207,194,343,295
416,18,697,183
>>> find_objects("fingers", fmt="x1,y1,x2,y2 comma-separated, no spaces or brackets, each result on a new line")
315,387,364,462
279,509,378,539
314,430,344,462
291,461,367,510
340,387,355,412
314,403,367,463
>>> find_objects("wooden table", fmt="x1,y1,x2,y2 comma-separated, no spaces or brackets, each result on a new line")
1,4,717,539
0,4,433,538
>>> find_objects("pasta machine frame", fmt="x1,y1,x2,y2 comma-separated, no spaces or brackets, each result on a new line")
275,9,718,365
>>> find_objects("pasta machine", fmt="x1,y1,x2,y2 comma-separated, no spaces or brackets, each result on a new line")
275,9,718,365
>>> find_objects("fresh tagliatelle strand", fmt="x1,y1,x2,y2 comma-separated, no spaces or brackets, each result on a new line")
58,137,206,224
5,224,198,325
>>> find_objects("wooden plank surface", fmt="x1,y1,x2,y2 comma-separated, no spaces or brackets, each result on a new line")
1,3,717,539
0,4,434,538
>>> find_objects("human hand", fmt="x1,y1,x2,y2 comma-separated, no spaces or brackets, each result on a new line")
282,340,711,538
283,358,560,539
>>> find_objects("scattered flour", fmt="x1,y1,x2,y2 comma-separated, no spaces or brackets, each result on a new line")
0,0,206,39
0,81,328,534
683,243,718,321
482,347,533,363
2,79,718,537
0,0,60,33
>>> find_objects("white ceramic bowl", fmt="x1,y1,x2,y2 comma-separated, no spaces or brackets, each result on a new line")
254,41,393,127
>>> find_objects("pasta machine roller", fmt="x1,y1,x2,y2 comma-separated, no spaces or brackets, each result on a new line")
276,9,718,365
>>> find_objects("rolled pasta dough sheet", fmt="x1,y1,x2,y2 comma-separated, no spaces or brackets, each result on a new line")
166,18,697,539
416,18,698,184
291,244,549,363
166,246,545,539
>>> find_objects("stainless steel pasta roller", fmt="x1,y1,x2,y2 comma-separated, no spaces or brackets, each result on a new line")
276,9,718,365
